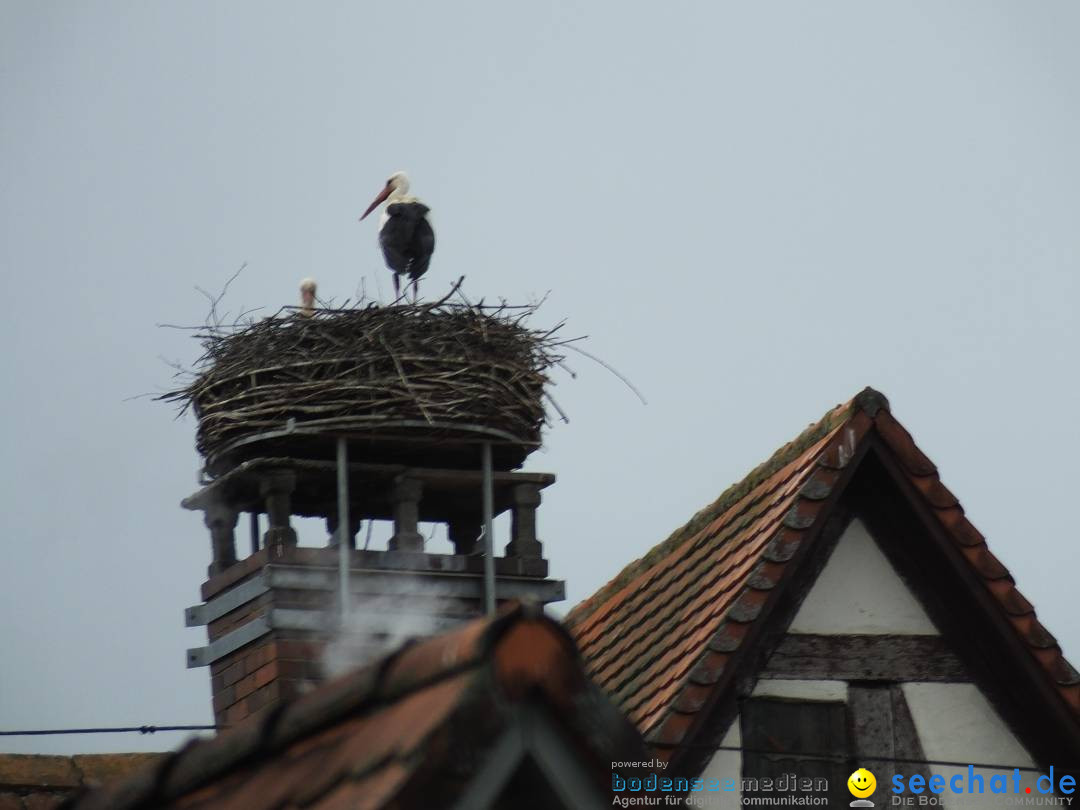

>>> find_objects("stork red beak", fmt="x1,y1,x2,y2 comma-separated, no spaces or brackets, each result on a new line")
360,185,392,221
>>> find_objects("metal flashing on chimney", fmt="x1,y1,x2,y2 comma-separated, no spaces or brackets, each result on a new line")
185,570,271,626
185,562,566,669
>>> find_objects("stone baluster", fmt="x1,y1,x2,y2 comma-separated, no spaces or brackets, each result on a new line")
389,477,424,552
260,469,298,557
205,504,239,577
505,483,542,559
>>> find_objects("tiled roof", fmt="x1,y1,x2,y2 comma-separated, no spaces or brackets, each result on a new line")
565,387,1080,755
64,603,643,810
0,754,163,809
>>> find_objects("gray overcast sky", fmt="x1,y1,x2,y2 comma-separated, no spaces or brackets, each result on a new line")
1,2,1077,754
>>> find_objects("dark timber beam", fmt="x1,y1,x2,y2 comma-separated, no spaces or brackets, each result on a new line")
849,683,933,784
760,634,970,682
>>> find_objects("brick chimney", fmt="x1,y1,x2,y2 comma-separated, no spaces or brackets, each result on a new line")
183,454,563,728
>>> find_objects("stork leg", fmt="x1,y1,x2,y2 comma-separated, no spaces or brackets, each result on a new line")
411,278,419,303
392,272,400,300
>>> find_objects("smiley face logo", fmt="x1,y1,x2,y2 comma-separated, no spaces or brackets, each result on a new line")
848,768,877,798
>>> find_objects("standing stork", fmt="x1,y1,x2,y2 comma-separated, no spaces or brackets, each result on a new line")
359,171,435,301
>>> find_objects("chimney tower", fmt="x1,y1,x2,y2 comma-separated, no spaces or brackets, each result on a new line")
174,302,565,728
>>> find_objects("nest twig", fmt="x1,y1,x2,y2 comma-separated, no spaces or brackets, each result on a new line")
159,282,573,463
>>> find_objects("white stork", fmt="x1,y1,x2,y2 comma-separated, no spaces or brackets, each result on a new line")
359,171,435,301
298,277,317,317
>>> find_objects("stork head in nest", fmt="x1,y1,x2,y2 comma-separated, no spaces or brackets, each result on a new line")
299,278,318,316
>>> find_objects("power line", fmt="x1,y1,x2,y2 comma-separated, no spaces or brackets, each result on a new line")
0,725,221,736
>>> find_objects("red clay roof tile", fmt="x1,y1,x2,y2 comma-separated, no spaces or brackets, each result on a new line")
937,508,985,546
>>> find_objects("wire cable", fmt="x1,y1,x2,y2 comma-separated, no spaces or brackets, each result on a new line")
0,725,222,736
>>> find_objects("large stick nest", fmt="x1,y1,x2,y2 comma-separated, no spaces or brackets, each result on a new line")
161,294,570,472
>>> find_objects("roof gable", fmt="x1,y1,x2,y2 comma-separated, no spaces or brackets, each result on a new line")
565,388,1080,771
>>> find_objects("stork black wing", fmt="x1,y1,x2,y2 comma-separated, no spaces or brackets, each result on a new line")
408,217,435,281
378,217,415,275
380,202,434,280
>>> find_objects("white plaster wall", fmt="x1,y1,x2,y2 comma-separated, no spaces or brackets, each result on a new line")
902,683,1040,810
788,518,940,635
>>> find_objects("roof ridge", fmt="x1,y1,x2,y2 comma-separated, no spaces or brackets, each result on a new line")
565,395,864,630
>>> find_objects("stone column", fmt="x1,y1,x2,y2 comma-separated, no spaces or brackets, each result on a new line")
205,504,239,577
388,477,424,552
260,469,298,558
505,483,542,559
